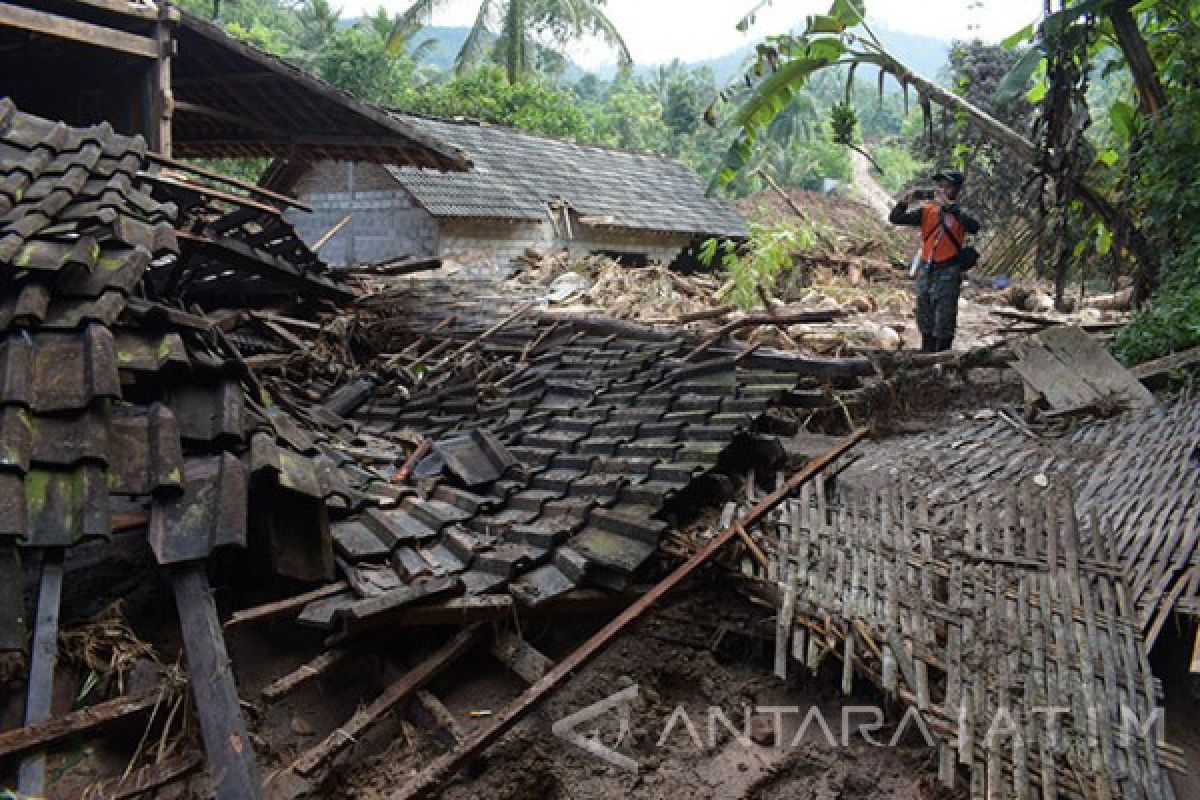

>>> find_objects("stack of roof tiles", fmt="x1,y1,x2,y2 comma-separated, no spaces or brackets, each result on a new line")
0,102,362,656
0,98,180,552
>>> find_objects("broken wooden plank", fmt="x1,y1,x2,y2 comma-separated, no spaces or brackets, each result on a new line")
0,688,164,759
261,649,350,703
344,256,445,277
312,214,352,252
329,587,657,642
1011,336,1101,411
149,153,312,211
74,752,202,800
330,577,462,624
675,305,736,324
1038,325,1154,409
489,629,553,685
17,549,64,797
406,689,463,749
224,581,350,629
393,428,868,799
1132,345,1200,384
1013,325,1154,413
172,563,263,799
393,438,430,484
140,172,284,217
289,623,483,777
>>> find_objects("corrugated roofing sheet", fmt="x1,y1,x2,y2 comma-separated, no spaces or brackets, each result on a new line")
385,114,748,238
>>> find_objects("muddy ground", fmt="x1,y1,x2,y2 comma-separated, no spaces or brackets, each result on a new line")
316,590,949,800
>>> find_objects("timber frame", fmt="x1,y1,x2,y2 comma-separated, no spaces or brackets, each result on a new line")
0,1,469,169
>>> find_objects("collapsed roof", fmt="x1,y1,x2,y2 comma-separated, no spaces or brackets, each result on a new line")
383,114,749,238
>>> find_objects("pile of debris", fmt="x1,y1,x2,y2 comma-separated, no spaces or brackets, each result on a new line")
0,101,1196,800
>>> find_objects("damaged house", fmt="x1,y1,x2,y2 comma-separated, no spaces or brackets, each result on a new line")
0,3,1198,800
273,114,748,266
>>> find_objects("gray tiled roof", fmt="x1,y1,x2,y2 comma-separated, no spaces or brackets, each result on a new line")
385,115,747,238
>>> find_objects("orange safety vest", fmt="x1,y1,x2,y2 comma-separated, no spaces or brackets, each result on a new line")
920,203,967,264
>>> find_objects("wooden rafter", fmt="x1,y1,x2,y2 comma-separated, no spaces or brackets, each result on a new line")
0,1,159,58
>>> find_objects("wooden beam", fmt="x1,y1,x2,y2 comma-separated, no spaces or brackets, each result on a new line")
148,152,312,212
0,688,162,759
71,0,162,21
393,429,869,799
172,99,287,139
312,214,352,253
140,170,283,216
489,630,553,685
261,649,349,703
72,752,202,800
288,623,483,778
1132,345,1200,383
17,549,64,797
0,2,159,58
406,690,463,749
172,563,263,799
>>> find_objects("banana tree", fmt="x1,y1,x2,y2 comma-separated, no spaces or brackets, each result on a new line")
707,0,1037,188
708,0,1158,299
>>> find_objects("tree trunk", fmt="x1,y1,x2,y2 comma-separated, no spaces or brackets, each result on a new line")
1110,2,1167,114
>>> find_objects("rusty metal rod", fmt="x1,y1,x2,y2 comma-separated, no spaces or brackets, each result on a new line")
391,427,869,799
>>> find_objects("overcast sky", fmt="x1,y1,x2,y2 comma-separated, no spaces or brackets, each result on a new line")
332,0,1043,68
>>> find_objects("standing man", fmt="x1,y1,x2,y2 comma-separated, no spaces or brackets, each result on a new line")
889,171,980,352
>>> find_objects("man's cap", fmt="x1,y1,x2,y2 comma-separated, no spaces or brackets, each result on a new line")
932,170,965,186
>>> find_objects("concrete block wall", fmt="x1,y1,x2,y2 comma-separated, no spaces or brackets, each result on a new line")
286,161,438,266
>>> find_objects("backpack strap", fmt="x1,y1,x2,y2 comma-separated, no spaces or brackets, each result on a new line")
939,210,964,253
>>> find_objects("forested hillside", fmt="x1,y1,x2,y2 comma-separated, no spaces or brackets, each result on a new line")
175,0,920,196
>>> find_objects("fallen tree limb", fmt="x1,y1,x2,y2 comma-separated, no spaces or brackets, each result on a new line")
392,428,869,799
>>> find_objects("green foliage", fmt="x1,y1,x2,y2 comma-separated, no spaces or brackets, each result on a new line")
872,143,930,192
314,24,417,105
1114,275,1200,364
389,0,631,83
399,66,591,138
703,222,819,309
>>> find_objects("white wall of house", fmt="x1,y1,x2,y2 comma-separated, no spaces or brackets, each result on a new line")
289,161,693,266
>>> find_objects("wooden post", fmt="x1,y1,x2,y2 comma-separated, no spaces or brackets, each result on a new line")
149,4,174,155
17,549,64,797
172,562,264,800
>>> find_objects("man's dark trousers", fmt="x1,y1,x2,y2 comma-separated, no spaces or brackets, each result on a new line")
915,263,961,352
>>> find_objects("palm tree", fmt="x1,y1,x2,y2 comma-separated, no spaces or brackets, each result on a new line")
387,0,632,83
295,0,342,55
